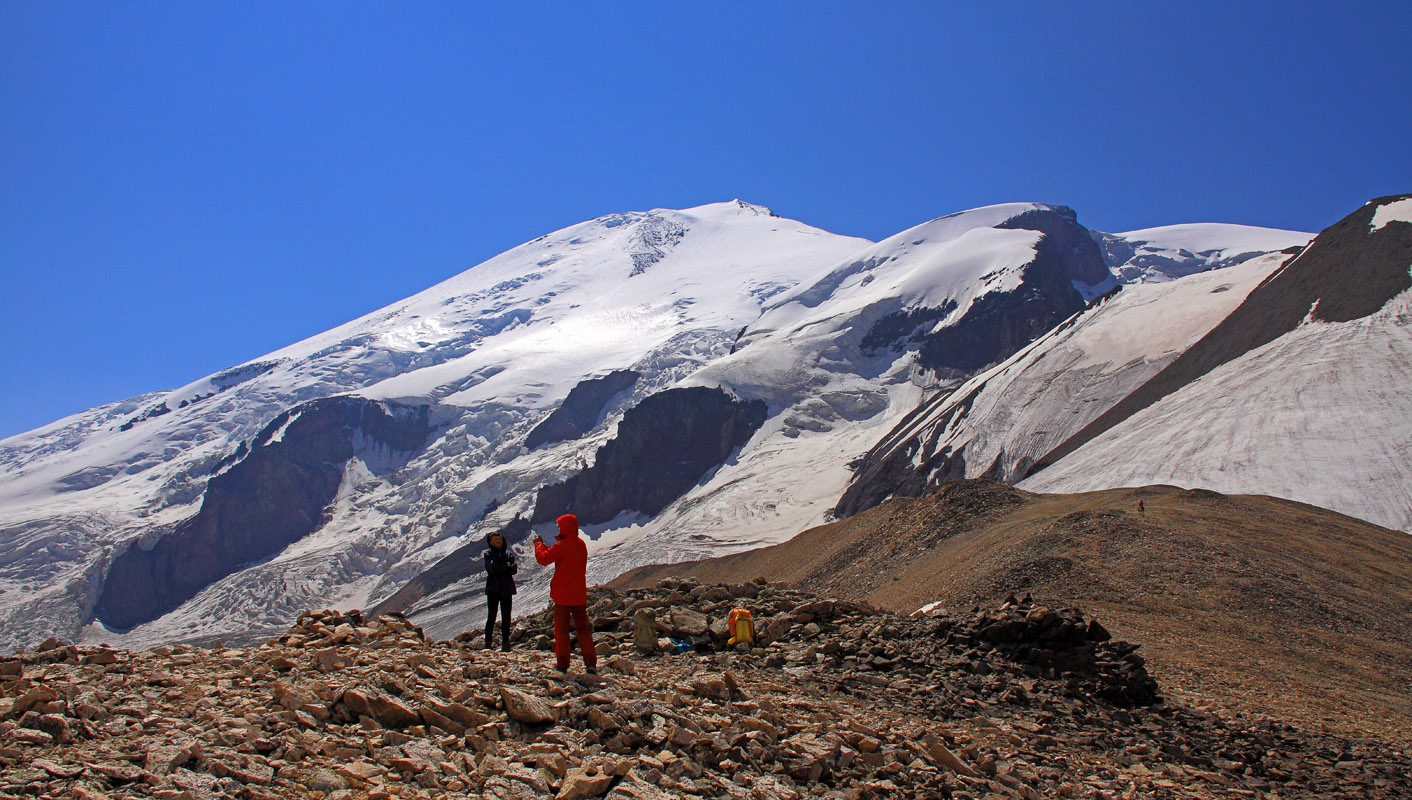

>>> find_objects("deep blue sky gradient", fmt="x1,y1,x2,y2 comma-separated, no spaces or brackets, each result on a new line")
3,3,1410,438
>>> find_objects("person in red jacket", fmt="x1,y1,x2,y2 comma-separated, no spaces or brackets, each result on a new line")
534,514,598,674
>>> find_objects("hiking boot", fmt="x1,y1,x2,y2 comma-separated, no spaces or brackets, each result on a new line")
501,642,511,653
585,665,598,675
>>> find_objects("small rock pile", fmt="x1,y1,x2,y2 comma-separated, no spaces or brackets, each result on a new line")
1,580,1407,800
928,594,1159,707
277,609,427,650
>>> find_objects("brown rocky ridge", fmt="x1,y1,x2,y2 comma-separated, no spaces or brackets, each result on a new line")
615,480,1412,748
3,575,1409,799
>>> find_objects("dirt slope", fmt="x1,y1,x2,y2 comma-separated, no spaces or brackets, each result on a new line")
612,480,1412,742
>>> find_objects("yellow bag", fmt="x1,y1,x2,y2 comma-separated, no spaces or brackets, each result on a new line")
727,608,755,646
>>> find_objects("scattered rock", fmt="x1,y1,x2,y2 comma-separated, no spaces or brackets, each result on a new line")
0,583,1401,800
923,732,978,777
663,607,709,637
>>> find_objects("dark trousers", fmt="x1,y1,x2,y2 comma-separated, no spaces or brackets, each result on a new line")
553,604,597,670
485,592,512,649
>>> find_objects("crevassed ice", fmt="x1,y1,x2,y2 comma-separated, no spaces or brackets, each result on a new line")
380,317,454,351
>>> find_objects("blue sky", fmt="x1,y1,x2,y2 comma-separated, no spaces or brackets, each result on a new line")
2,3,1409,439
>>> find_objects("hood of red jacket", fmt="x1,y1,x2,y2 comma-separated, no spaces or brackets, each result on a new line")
556,514,580,539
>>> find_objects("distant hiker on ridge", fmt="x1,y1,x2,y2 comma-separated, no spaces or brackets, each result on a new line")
483,531,517,651
534,514,598,675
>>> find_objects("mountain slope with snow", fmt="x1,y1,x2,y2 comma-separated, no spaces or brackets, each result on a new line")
0,200,869,651
408,202,1123,638
835,194,1408,534
0,197,1327,652
1019,291,1412,531
1021,194,1412,531
834,252,1291,516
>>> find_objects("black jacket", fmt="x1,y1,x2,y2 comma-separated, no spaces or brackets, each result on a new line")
484,541,518,595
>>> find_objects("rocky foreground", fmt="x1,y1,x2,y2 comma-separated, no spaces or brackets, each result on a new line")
2,580,1407,800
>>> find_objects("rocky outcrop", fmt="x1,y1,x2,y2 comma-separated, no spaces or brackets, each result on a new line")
532,388,766,525
525,370,641,450
934,594,1158,706
521,578,1156,705
916,206,1110,375
857,207,1108,375
117,401,172,432
1027,193,1412,479
859,301,958,353
94,397,432,631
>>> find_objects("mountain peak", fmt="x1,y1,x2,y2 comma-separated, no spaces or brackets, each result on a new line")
678,199,776,218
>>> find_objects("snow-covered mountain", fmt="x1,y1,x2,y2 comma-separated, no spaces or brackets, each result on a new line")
834,252,1291,515
0,200,864,650
840,195,1411,534
0,198,1321,651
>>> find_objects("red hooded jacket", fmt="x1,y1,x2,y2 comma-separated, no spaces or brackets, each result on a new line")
535,514,588,606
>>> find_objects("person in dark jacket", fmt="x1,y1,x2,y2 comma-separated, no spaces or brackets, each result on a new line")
483,531,517,651
533,514,597,674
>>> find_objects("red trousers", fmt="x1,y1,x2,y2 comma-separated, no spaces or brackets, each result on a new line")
553,604,596,670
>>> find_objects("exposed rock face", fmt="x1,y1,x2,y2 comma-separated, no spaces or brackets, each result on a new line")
859,301,958,353
532,388,766,525
525,370,641,450
94,397,432,631
1028,193,1412,478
